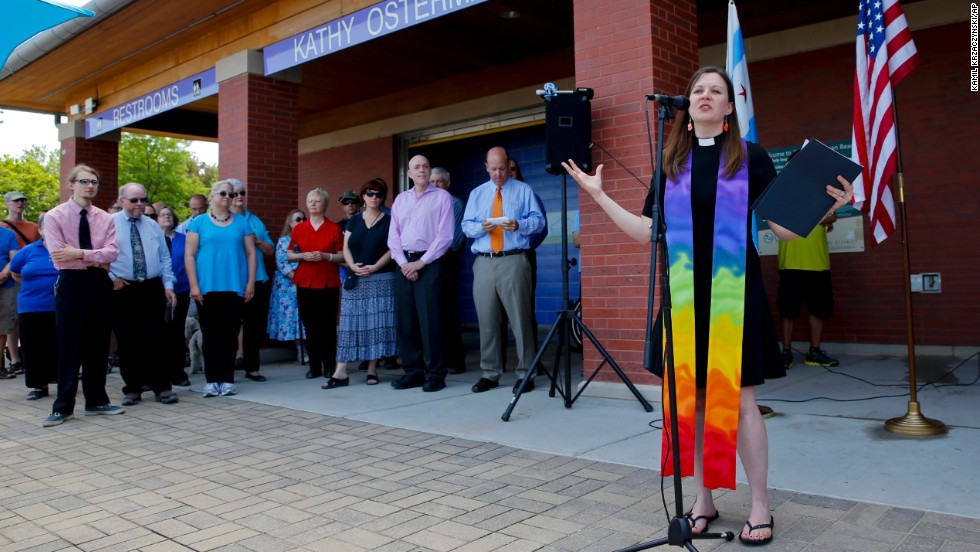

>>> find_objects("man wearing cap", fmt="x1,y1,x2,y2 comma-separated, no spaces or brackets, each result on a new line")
1,191,38,378
336,190,362,232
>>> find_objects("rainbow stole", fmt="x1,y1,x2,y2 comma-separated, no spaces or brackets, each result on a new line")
661,140,748,490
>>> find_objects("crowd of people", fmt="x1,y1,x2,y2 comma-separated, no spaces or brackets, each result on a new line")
0,147,552,418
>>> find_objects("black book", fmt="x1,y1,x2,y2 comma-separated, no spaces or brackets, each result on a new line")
752,139,863,237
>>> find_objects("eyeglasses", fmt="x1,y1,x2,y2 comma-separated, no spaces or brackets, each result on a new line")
74,179,99,186
364,190,383,198
293,216,306,223
8,198,27,203
123,197,150,204
340,200,355,205
158,212,173,217
234,190,246,197
214,191,239,198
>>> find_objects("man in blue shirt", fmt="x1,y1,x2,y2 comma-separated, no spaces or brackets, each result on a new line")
462,147,545,394
431,167,467,375
110,183,178,405
229,178,274,382
0,224,20,379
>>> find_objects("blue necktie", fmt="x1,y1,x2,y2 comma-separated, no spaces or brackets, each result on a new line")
130,218,147,280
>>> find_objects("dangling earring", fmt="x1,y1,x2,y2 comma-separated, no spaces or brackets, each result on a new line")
687,117,693,132
723,115,729,133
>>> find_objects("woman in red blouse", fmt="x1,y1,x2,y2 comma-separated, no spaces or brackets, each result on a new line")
287,188,344,380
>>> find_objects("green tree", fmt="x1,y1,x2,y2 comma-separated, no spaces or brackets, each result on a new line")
0,145,60,220
118,133,215,219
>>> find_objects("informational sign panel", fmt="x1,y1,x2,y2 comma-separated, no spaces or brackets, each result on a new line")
758,140,865,254
263,0,487,75
85,68,217,138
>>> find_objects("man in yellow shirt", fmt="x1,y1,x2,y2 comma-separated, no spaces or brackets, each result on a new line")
777,213,838,368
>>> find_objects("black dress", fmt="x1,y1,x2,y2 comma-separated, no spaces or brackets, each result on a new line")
642,138,785,387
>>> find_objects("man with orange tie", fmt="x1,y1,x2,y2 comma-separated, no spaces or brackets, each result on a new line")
462,147,545,394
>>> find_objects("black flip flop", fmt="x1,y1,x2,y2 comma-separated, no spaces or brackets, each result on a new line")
738,515,774,546
321,377,350,389
684,510,720,533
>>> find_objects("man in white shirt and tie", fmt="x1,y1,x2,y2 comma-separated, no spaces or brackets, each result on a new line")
110,183,178,406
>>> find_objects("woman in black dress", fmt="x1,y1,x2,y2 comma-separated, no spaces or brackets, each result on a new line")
563,67,853,546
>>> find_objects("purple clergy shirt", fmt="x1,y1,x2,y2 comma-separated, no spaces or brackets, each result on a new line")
44,198,119,270
387,184,454,266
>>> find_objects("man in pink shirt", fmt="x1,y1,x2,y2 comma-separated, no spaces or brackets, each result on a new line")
41,164,124,427
386,155,454,392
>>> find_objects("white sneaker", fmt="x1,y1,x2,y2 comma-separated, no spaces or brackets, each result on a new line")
203,383,220,397
219,383,237,396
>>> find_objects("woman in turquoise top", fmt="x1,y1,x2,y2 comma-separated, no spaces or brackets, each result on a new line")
185,180,256,398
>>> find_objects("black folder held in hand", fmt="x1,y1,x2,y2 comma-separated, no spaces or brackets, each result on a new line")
752,139,863,237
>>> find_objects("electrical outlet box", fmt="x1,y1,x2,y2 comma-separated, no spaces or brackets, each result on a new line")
921,272,941,293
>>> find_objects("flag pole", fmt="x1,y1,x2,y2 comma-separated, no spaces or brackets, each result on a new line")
883,92,946,436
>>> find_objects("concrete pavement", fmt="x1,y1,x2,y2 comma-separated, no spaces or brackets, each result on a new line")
1,344,978,551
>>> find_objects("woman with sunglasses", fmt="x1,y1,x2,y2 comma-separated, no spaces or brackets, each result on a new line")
268,209,307,363
324,178,397,388
185,180,257,398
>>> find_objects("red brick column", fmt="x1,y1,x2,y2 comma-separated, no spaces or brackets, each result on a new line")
58,121,119,207
573,0,698,385
218,72,299,238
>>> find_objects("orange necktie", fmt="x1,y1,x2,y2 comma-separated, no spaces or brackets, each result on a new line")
490,185,504,253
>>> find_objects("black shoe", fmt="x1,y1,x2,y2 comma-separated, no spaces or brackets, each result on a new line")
173,379,192,387
305,371,321,379
26,388,48,400
422,380,446,392
321,377,349,389
471,378,499,393
155,391,179,404
380,357,401,370
513,378,535,393
121,393,142,406
390,374,425,390
244,372,267,382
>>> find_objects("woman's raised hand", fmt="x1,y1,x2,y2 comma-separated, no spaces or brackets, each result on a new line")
562,159,605,198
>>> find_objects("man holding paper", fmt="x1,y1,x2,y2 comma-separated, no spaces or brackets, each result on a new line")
462,147,545,394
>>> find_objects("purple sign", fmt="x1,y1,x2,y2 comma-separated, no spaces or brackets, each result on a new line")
263,0,487,75
85,68,218,139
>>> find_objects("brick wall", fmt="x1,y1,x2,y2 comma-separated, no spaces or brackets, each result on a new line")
59,137,119,207
297,137,395,223
219,73,299,241
573,0,699,383
753,23,978,347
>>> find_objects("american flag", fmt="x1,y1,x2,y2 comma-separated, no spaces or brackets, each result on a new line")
851,0,919,245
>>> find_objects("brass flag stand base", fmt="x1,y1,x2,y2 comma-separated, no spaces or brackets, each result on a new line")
885,401,947,436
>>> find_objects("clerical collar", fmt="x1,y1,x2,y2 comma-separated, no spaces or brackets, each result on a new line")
697,137,715,146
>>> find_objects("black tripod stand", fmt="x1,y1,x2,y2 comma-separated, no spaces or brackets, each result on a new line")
613,100,734,551
502,171,653,421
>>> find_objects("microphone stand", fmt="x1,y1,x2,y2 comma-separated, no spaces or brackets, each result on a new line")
614,101,733,551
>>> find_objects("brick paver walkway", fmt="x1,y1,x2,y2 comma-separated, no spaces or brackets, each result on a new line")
2,384,978,551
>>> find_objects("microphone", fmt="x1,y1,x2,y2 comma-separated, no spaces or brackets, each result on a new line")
645,94,690,110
